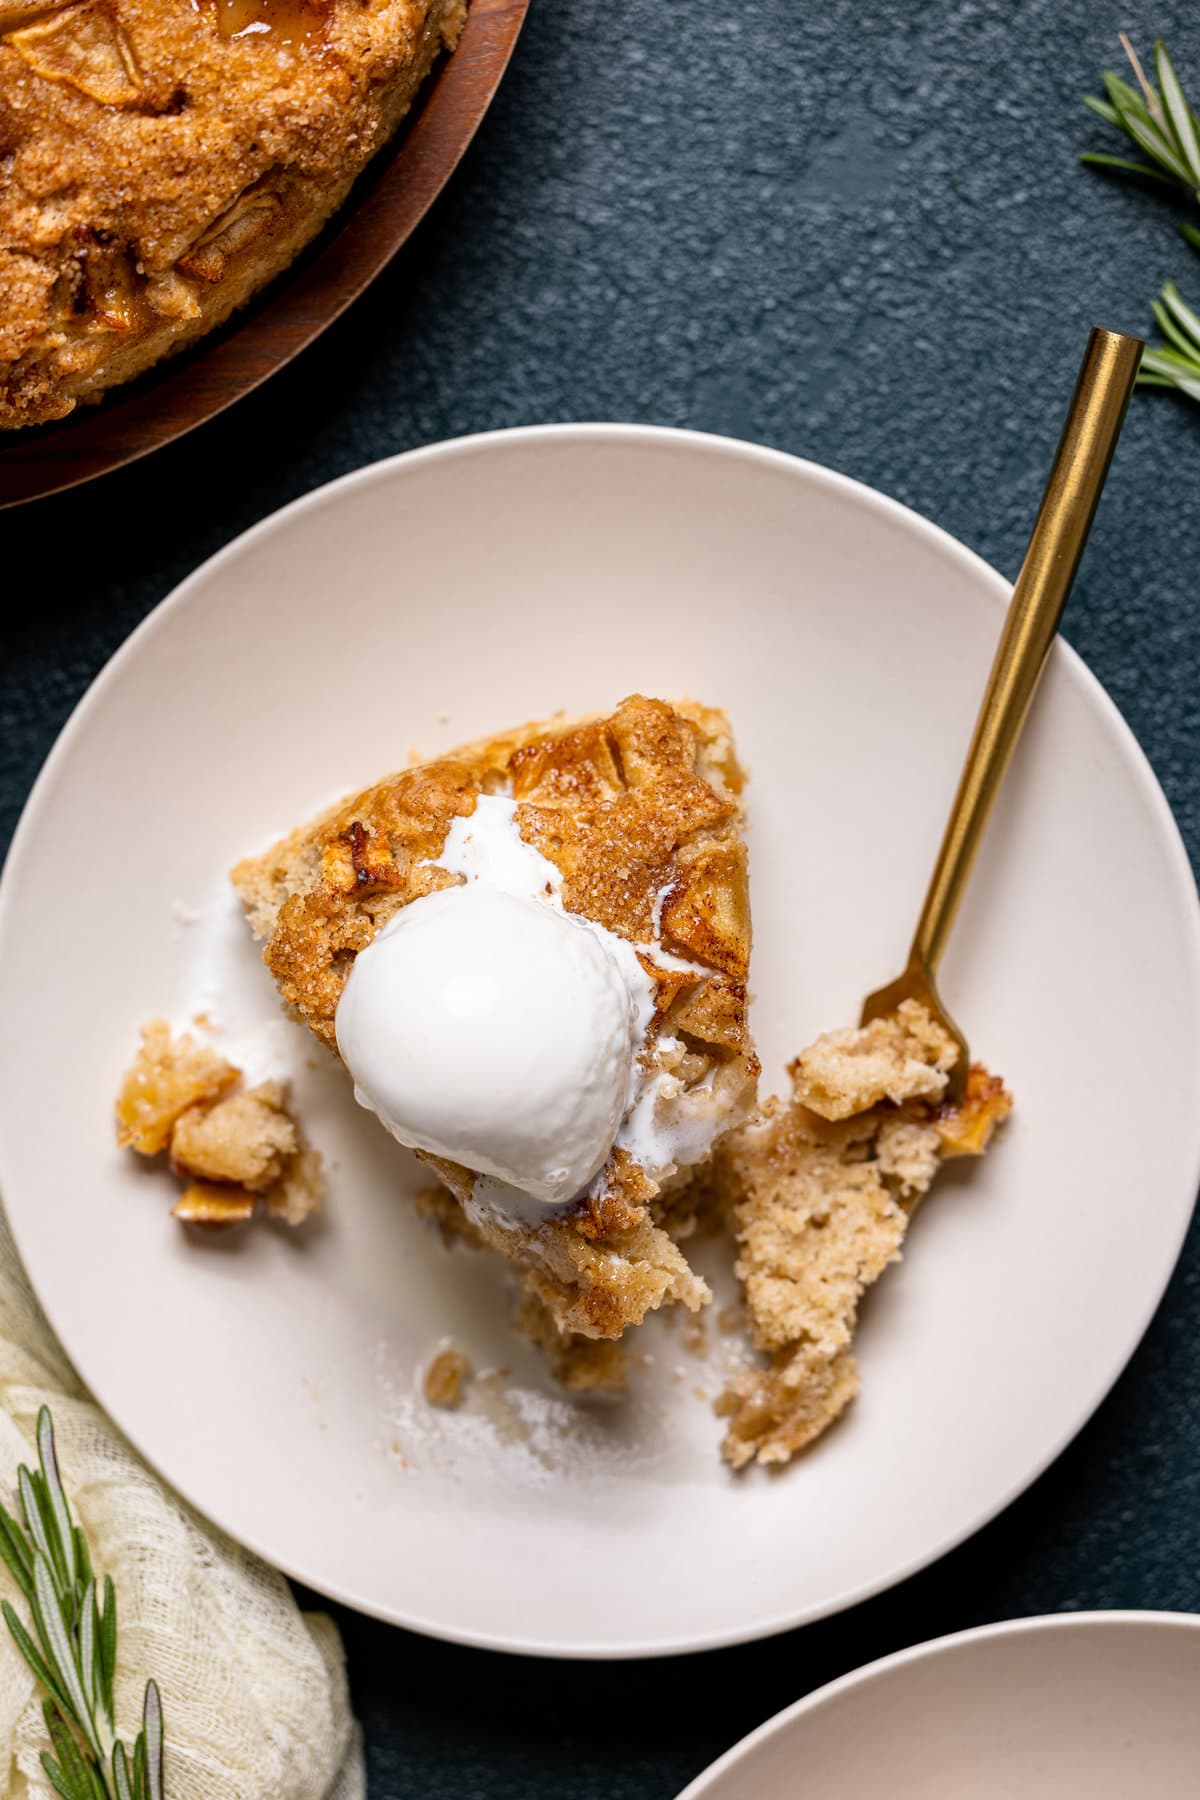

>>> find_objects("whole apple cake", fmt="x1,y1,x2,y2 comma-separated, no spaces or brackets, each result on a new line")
0,0,465,427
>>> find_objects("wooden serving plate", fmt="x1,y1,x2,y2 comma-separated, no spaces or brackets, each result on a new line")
0,0,529,510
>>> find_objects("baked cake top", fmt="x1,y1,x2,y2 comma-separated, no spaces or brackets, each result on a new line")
233,694,760,1339
0,0,461,424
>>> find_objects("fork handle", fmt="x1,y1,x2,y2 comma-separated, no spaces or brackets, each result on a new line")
911,325,1143,976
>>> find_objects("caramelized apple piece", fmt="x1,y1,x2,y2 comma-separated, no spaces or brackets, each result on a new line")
0,0,74,31
172,1182,256,1228
8,1,145,107
115,1020,239,1156
177,190,282,284
73,232,142,331
320,821,403,897
936,1063,1013,1157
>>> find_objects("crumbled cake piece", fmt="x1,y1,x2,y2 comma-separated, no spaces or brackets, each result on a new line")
415,1170,704,1363
790,999,958,1122
712,1012,1011,1469
423,1347,471,1409
513,1292,629,1394
114,1019,237,1155
169,1081,297,1190
264,1143,325,1226
233,695,757,1343
716,1340,860,1467
116,1023,324,1227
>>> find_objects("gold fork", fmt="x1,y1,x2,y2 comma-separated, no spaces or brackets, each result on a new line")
860,326,1143,1100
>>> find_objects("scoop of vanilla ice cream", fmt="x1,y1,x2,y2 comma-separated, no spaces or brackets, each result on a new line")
335,884,638,1205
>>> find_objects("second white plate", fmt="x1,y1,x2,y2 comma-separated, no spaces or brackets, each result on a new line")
1,426,1197,1655
676,1612,1200,1799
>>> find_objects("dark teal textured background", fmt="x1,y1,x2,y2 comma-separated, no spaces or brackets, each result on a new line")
4,3,1200,1794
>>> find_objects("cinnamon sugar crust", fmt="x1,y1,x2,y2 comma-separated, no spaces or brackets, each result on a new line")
0,0,465,427
713,1006,1011,1469
233,695,759,1342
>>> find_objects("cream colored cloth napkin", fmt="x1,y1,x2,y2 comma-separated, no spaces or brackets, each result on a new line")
0,1207,365,1800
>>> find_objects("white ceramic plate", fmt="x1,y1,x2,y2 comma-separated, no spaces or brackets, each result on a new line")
676,1611,1200,1799
1,427,1198,1657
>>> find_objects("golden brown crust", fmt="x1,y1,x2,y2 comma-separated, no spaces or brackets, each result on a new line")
0,0,465,427
233,695,759,1340
712,1008,1011,1469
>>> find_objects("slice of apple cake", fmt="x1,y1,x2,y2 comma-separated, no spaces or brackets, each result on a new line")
232,694,760,1347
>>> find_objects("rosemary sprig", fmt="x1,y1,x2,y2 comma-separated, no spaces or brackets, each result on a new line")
1138,280,1200,401
1082,34,1200,250
0,1407,164,1800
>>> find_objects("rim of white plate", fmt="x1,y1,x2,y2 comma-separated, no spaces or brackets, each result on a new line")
2,426,1198,1657
674,1609,1200,1794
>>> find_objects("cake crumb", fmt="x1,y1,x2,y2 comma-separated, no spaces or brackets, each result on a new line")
513,1291,629,1392
424,1347,472,1409
116,1022,325,1228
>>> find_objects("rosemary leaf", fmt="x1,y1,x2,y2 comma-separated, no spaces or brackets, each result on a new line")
1084,38,1200,203
40,1752,82,1800
1149,298,1194,359
1079,151,1174,183
1161,279,1200,341
31,1554,99,1761
1140,346,1200,401
1102,70,1151,121
0,1506,34,1597
112,1744,134,1800
1118,108,1194,185
2,1410,168,1799
1082,94,1122,127
19,1469,60,1595
2,1599,74,1719
98,1575,117,1722
44,1698,94,1799
143,1683,164,1800
38,1409,78,1603
74,1527,93,1596
79,1579,98,1712
1155,41,1200,186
